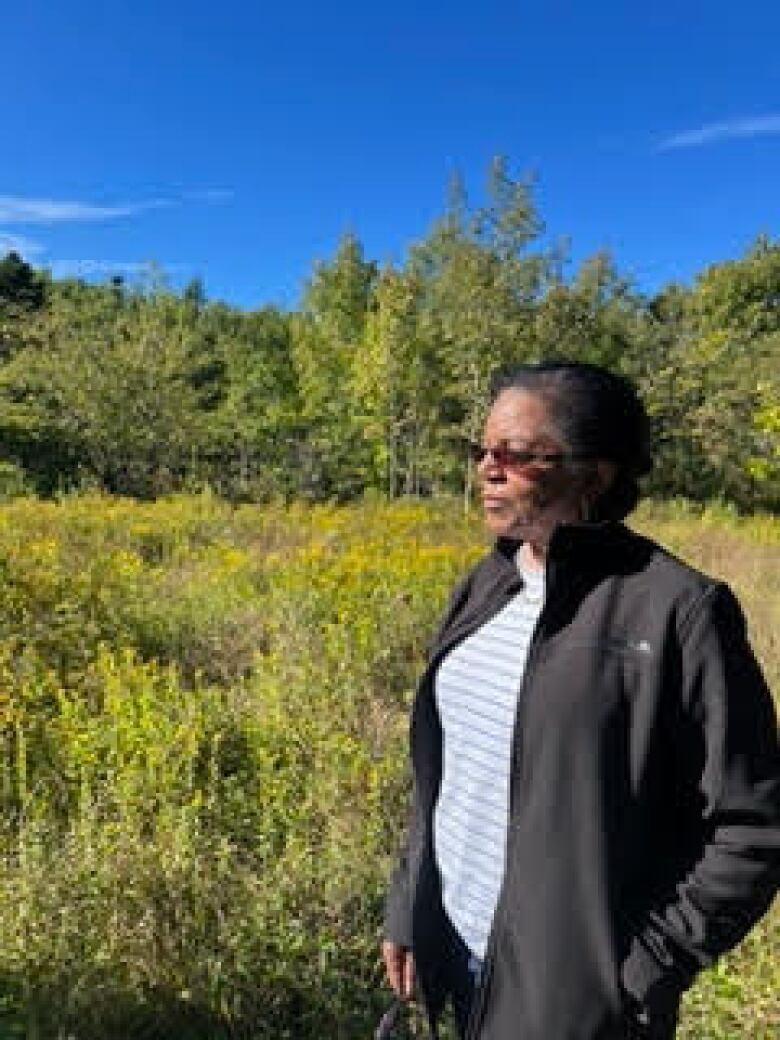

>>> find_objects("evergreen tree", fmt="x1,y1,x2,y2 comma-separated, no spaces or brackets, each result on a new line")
0,251,45,311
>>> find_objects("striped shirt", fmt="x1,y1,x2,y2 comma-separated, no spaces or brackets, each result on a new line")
433,558,545,957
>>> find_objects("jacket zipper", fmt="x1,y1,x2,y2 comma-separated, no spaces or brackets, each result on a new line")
461,564,556,1040
414,566,524,1035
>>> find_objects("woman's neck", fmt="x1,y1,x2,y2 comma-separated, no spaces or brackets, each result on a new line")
519,540,547,570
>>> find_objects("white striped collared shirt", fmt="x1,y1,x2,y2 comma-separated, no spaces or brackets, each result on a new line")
433,558,545,957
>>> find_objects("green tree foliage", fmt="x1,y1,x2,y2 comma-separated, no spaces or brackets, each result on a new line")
404,160,549,502
533,251,644,372
0,251,46,361
353,267,442,495
643,238,780,508
0,280,208,496
291,232,378,498
210,305,301,499
0,172,778,511
0,251,45,313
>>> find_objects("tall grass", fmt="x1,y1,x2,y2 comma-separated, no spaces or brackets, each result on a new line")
0,495,776,1038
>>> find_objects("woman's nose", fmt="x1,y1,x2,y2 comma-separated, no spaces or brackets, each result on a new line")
479,453,505,479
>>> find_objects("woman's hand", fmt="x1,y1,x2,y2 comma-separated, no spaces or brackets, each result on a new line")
381,940,416,1000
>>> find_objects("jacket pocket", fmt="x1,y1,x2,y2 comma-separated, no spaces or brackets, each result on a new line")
619,957,680,1040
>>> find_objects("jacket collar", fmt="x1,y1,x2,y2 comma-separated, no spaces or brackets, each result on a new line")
494,520,624,571
489,522,630,638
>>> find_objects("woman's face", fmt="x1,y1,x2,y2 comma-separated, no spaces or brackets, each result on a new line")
477,389,605,544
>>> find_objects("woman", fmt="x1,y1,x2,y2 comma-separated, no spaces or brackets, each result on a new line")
381,361,779,1040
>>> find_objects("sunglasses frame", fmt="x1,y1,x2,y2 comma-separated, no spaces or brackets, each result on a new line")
467,441,592,470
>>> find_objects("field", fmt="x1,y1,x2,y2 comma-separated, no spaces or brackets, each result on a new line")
0,495,776,1038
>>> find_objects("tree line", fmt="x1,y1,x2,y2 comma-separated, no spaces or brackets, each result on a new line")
1,158,778,510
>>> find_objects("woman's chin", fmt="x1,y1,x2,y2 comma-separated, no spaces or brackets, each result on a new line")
483,510,521,539
483,506,550,544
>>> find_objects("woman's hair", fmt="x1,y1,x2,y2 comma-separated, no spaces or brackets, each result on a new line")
489,360,652,522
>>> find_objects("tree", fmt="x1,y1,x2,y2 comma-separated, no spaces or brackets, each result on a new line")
406,158,547,504
352,268,442,496
210,305,300,499
642,238,780,508
0,252,46,361
0,282,209,496
290,233,377,498
533,251,643,372
0,252,45,311
183,276,206,309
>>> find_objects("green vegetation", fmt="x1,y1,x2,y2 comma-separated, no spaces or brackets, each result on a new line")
0,160,777,1035
0,496,776,1038
1,160,778,511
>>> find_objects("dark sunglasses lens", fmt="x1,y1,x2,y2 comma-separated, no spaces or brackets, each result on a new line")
469,444,531,467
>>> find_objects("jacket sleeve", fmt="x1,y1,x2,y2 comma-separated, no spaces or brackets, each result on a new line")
622,582,780,1015
383,780,424,948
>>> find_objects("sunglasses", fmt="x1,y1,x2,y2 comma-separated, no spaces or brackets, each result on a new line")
467,442,591,469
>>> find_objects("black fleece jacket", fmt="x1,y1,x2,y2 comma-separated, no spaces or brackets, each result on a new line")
383,522,779,1040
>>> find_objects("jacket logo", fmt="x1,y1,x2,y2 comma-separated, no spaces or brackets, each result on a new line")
604,636,653,657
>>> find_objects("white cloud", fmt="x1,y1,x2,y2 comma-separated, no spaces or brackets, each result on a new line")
0,232,46,258
0,189,231,270
50,260,151,276
659,114,780,150
0,195,171,224
0,189,234,225
49,259,186,279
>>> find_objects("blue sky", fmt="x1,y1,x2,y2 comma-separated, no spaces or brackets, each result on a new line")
3,1,779,308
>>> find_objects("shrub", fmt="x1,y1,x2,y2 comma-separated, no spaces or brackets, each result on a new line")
0,496,775,1038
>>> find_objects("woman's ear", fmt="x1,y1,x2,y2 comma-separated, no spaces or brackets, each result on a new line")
593,460,617,496
579,460,617,522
